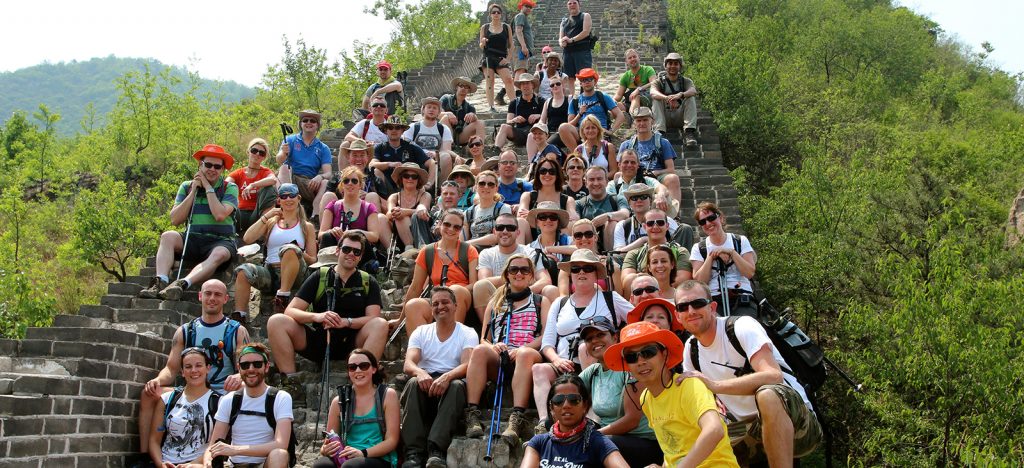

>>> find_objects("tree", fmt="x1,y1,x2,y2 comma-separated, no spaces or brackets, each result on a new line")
71,178,156,282
31,104,60,182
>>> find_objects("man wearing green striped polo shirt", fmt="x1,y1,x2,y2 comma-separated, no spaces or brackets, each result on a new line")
140,144,240,301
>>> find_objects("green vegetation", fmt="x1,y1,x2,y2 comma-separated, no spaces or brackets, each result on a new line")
669,0,1024,464
0,0,478,338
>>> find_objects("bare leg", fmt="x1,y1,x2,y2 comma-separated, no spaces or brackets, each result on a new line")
234,269,252,311
495,124,513,148
403,298,432,337
395,217,414,246
278,250,299,293
355,316,389,359
267,314,307,374
497,68,515,104
557,123,580,150
155,230,183,278
466,345,500,405
452,285,473,324
532,363,557,421
758,388,795,468
485,69,496,108
512,347,541,407
183,246,231,285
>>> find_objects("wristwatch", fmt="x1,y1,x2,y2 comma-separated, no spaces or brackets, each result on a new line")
206,188,215,193
346,317,353,327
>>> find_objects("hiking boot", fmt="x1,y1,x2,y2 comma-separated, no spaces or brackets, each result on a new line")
426,451,447,468
158,279,188,301
502,410,529,446
272,296,289,315
279,374,306,407
138,277,168,299
534,419,548,436
495,88,507,106
401,452,423,468
465,407,484,438
684,128,699,148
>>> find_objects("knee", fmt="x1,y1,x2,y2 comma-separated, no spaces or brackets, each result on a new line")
665,174,680,186
755,387,785,414
235,269,250,285
208,247,231,263
267,314,296,334
557,123,573,134
366,316,388,334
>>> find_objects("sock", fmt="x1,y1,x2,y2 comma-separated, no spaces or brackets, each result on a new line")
157,274,169,283
181,279,191,289
513,406,526,414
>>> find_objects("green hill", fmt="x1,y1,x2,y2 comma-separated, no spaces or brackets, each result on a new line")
0,56,254,135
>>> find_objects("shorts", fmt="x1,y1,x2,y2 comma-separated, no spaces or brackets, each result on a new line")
512,50,532,72
563,49,593,78
727,384,822,462
624,88,652,108
298,325,359,363
510,125,530,146
480,54,510,72
179,232,237,263
292,174,323,204
234,244,309,293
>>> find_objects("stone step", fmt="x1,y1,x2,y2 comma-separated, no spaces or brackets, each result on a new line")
24,327,170,355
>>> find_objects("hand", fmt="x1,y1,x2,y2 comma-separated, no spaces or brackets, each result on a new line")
464,113,478,123
321,438,342,457
161,462,175,468
339,445,365,459
191,173,204,193
507,347,520,361
493,342,509,354
331,227,345,239
517,207,529,219
416,207,430,221
281,142,290,156
391,162,401,169
655,195,669,211
429,372,452,397
144,378,163,398
208,440,239,458
528,115,540,124
416,372,435,393
514,116,526,125
499,57,508,65
223,374,242,392
559,37,569,47
592,213,608,227
521,47,529,57
317,311,345,329
678,370,718,392
308,175,323,192
553,358,575,373
265,207,283,220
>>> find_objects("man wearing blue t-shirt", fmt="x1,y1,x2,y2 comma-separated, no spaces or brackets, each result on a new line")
276,109,333,216
618,107,681,207
495,150,533,208
557,68,625,150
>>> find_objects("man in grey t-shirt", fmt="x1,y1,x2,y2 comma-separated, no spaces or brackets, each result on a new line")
512,0,536,75
472,213,551,321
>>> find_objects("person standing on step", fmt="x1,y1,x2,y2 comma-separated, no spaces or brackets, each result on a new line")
361,60,404,117
206,343,294,468
268,232,389,402
651,52,700,148
347,95,391,148
139,144,239,301
148,347,221,468
440,77,486,147
480,2,516,112
613,49,658,116
401,287,479,468
689,202,758,318
511,0,536,79
619,106,683,211
495,72,546,149
404,96,456,183
277,109,333,217
227,137,279,234
557,68,626,150
371,115,435,199
558,0,594,92
137,279,248,465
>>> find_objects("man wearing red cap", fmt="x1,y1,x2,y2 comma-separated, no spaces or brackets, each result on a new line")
140,145,240,300
606,320,739,467
512,0,536,77
362,60,404,115
558,68,625,150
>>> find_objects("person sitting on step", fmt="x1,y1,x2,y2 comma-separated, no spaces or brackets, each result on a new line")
472,214,553,324
386,163,434,251
326,138,386,214
495,73,546,149
620,208,692,296
575,166,629,253
561,153,589,200
689,202,758,318
618,106,682,211
517,157,579,243
446,164,476,210
651,52,700,147
495,150,533,209
613,49,658,116
319,166,392,253
148,347,222,468
440,77,487,147
574,114,618,174
464,170,513,249
612,184,680,253
277,109,334,216
525,122,564,177
464,135,489,175
557,68,625,151
347,96,390,148
360,60,404,117
226,137,278,234
371,115,435,199
405,96,456,183
537,51,568,101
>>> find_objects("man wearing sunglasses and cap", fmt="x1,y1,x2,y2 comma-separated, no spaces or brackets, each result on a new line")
606,320,739,467
361,60,404,116
347,95,390,147
277,109,333,217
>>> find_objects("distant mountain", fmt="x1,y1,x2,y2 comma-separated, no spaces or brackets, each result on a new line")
0,56,255,135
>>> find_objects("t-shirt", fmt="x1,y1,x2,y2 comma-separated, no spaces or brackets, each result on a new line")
295,267,382,319
653,73,695,96
499,179,532,205
619,134,677,172
526,427,619,467
579,364,654,438
541,291,632,359
622,242,692,273
414,243,480,287
509,95,546,129
403,121,453,153
682,317,813,420
640,377,739,467
568,92,618,129
606,174,659,197
374,141,430,179
619,65,658,91
183,317,239,392
513,11,533,51
227,167,274,211
576,193,627,220
407,322,479,374
439,94,477,130
325,199,379,231
364,79,402,114
160,389,218,464
214,387,294,465
351,119,387,145
688,233,755,294
613,216,680,251
283,134,332,178
478,244,543,277
174,178,239,240
530,143,565,167
467,203,513,240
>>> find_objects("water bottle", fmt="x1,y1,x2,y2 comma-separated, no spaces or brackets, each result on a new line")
324,430,348,466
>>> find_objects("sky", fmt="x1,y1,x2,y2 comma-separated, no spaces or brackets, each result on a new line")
0,0,1019,87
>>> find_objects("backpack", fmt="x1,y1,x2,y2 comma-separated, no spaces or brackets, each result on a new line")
313,266,371,305
554,291,621,361
486,293,544,342
697,235,743,260
184,318,241,384
337,383,389,446
423,242,470,287
688,316,827,393
624,133,664,173
410,121,446,147
226,387,297,467
574,91,612,128
159,388,221,445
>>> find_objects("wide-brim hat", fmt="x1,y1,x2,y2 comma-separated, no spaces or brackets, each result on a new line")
380,115,410,130
421,96,442,108
530,122,549,134
348,138,370,152
448,164,476,185
192,144,235,170
451,76,478,93
605,321,684,372
631,106,654,119
576,68,599,81
556,248,607,278
297,109,322,121
514,72,539,88
544,52,563,66
527,200,569,229
627,298,683,331
309,247,340,268
663,52,684,65
623,183,656,198
480,157,501,173
391,162,429,188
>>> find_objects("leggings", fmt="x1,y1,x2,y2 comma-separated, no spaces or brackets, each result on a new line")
311,455,393,468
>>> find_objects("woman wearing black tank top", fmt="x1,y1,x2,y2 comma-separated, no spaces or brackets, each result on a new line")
540,75,570,149
480,3,515,112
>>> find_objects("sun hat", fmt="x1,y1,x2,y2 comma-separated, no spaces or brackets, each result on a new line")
527,200,570,229
451,76,478,93
663,52,684,66
480,157,501,173
380,115,410,131
556,249,607,278
514,72,540,88
623,183,656,198
545,52,563,67
604,321,684,371
391,162,429,188
631,106,654,119
348,139,369,152
309,247,340,268
192,144,235,170
576,68,599,81
421,96,442,108
627,298,684,331
530,122,550,134
297,109,322,121
448,164,477,186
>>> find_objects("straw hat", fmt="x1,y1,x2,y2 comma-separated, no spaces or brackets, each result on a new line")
309,247,340,268
514,72,540,88
391,162,429,188
527,201,569,229
451,76,478,94
448,164,476,186
480,157,501,173
556,249,607,278
623,183,656,198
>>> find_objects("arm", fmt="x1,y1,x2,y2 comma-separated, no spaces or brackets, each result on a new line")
603,450,630,468
375,388,402,456
613,83,626,103
319,206,336,236
688,344,784,396
169,188,198,226
404,347,430,381
320,397,343,458
515,21,528,56
599,380,643,436
242,208,276,245
223,327,250,392
677,410,727,468
203,421,230,466
607,145,618,175
530,269,552,294
653,153,676,177
609,106,626,133
521,446,541,468
144,327,185,398
276,139,289,165
402,263,429,303
539,99,551,125
302,222,318,265
148,396,167,466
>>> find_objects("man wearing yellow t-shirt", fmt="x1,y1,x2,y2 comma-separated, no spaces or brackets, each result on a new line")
605,321,738,467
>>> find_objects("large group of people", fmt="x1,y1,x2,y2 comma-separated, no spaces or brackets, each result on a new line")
128,2,823,468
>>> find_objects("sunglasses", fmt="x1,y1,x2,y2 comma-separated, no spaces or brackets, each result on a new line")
508,265,532,276
478,180,497,188
341,245,363,256
499,160,517,165
698,212,720,226
301,118,319,124
623,344,663,364
378,67,390,72
371,102,387,108
550,82,562,88
401,172,420,180
632,285,659,296
629,194,650,202
537,168,558,176
536,213,559,222
573,230,595,239
442,221,463,231
494,223,518,232
645,219,667,227
676,297,712,312
441,181,461,188
239,360,266,370
551,393,583,406
249,147,267,156
580,77,596,83
347,362,372,372
566,165,585,170
202,161,223,170
342,178,361,185
490,10,502,14
278,193,299,200
570,265,597,274
468,141,483,148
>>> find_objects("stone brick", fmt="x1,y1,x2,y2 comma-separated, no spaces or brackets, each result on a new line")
78,304,115,320
2,417,43,437
74,360,107,379
101,435,131,453
44,417,78,435
100,294,134,308
68,435,103,454
8,437,49,457
78,417,108,434
0,395,52,416
18,339,52,357
106,363,137,382
52,397,71,415
103,399,136,417
14,375,80,396
79,380,112,398
0,456,40,468
71,397,104,416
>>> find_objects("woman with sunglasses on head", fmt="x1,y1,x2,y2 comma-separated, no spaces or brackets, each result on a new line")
464,135,489,175
518,157,579,243
313,349,399,468
689,201,757,318
480,3,516,112
149,348,219,468
235,183,318,316
464,255,550,446
521,373,629,468
227,137,279,233
386,163,433,250
562,153,589,200
401,208,479,337
574,114,617,176
532,249,632,434
321,166,391,250
465,170,513,248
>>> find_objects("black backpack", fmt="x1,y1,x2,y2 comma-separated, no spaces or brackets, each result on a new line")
574,91,612,128
226,387,297,467
159,388,221,445
337,383,389,446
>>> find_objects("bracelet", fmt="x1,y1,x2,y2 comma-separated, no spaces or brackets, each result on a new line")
361,448,369,458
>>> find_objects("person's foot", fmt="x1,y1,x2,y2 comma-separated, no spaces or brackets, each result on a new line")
138,277,167,299
229,311,249,326
534,419,548,436
401,452,423,468
502,410,528,446
279,373,306,406
684,128,699,148
426,451,447,468
489,106,498,114
465,407,484,438
272,295,289,315
495,88,507,106
158,279,188,301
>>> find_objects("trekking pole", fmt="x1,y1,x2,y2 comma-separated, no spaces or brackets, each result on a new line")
824,355,864,393
484,311,513,462
176,189,199,281
315,288,337,434
716,258,731,317
279,123,294,184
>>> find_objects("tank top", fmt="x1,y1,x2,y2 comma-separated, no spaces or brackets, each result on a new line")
561,13,587,52
576,140,610,170
545,97,569,130
484,23,511,57
489,294,542,348
189,318,234,391
265,221,305,264
346,400,398,466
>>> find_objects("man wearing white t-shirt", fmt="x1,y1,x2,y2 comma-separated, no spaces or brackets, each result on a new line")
676,281,821,467
347,95,390,147
401,287,479,468
404,96,456,186
472,213,553,321
205,343,293,468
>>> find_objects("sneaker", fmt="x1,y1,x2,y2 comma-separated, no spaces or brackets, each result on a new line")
502,410,528,446
138,277,167,299
495,89,507,106
534,419,548,436
426,451,447,468
279,374,306,407
158,279,188,301
272,296,289,315
401,452,423,468
684,129,699,148
465,407,484,438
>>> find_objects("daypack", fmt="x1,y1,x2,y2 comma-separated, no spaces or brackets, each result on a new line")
159,388,221,445
410,121,446,149
688,315,827,393
574,91,612,128
337,383,389,446
226,387,298,467
184,318,241,385
313,266,371,305
486,292,544,343
553,291,621,361
423,242,470,287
